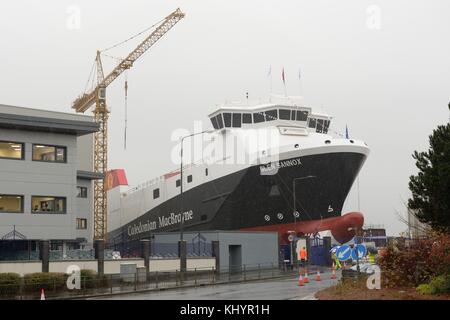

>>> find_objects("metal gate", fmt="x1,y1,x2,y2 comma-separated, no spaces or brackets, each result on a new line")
309,237,328,266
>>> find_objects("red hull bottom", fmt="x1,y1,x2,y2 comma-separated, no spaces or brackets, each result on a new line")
240,212,364,244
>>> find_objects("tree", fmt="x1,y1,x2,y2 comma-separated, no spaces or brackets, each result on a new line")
408,116,450,231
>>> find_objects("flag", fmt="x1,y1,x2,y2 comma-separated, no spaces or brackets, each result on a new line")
282,67,285,84
345,125,349,139
267,65,271,77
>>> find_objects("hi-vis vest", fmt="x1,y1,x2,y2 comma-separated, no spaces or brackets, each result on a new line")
300,249,307,260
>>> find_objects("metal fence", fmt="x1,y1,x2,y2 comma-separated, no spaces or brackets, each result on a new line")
0,262,304,300
107,240,213,259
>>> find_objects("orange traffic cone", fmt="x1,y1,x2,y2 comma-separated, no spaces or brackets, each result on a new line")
315,269,321,281
304,270,310,283
331,265,337,279
298,274,304,286
40,288,45,300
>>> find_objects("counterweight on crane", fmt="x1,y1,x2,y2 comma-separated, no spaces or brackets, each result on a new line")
72,8,185,240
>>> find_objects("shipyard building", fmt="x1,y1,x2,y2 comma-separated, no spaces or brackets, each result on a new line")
0,104,100,259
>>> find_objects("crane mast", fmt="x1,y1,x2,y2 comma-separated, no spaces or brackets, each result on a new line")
72,8,185,240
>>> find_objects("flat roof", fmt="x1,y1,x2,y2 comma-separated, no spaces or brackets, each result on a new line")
0,104,99,136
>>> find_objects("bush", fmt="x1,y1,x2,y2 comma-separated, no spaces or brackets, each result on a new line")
23,272,67,293
0,273,21,296
379,232,450,287
425,275,450,295
416,284,434,295
79,269,110,289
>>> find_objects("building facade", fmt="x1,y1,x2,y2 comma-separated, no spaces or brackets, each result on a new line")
0,104,100,259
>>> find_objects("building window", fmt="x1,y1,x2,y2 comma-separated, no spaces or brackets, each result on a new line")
153,188,160,199
32,144,66,163
0,195,24,213
187,175,193,183
76,218,87,230
76,186,87,198
0,141,24,160
31,196,66,214
176,179,181,187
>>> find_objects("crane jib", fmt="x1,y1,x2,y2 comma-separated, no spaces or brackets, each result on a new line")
72,8,185,114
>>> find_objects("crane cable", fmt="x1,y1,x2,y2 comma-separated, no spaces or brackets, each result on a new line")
100,17,166,53
124,71,128,150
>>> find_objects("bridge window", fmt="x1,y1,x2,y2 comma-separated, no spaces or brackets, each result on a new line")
216,114,224,129
316,119,324,133
291,110,296,120
153,188,160,199
265,109,277,121
210,116,219,129
279,109,291,120
253,112,265,123
242,113,252,124
323,120,330,134
232,113,242,128
296,111,308,121
223,113,232,127
308,118,316,129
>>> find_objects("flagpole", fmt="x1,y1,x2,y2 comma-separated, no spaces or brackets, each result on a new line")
282,67,287,97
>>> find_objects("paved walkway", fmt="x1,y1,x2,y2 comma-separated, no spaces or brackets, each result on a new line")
89,270,340,300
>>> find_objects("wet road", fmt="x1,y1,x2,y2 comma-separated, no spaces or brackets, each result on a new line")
90,270,340,300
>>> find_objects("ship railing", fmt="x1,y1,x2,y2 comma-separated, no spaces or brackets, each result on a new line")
122,163,199,196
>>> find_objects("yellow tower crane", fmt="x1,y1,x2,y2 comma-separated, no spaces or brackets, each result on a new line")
72,8,185,240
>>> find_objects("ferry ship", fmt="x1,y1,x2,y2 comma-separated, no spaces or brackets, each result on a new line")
107,96,369,244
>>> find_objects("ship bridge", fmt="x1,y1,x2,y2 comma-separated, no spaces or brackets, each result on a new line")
208,103,332,134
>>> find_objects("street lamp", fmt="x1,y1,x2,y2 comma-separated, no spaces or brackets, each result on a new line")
291,175,315,268
179,129,214,241
292,175,316,225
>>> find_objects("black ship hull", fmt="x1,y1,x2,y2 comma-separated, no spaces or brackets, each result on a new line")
108,151,367,244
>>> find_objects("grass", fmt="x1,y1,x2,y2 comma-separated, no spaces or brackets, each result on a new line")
316,277,450,300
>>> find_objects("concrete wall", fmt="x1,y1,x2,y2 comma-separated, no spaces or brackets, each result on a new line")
0,261,41,276
0,258,215,276
152,231,279,271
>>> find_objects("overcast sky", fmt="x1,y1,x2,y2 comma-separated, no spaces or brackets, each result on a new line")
1,0,449,236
